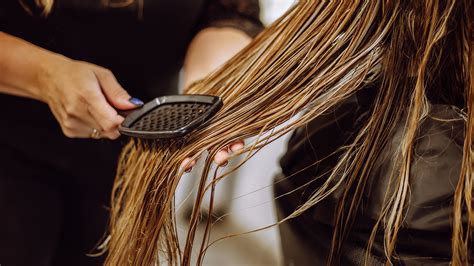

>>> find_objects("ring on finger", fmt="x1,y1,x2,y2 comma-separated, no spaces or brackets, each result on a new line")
90,128,102,139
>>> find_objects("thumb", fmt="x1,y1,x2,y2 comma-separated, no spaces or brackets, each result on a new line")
95,69,144,110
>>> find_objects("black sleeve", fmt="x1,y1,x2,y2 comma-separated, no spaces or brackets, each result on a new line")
196,0,264,38
277,85,376,202
0,2,48,42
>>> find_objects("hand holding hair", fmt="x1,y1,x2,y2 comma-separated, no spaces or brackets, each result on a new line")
181,140,245,172
180,27,250,171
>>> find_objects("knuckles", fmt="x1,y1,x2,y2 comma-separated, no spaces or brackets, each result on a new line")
49,61,125,140
64,103,80,117
101,68,113,77
113,88,128,98
62,117,75,131
61,127,78,138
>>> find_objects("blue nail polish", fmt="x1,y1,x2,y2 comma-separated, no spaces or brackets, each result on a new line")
129,97,144,106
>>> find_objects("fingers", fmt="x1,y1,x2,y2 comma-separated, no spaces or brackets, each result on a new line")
180,158,197,173
54,101,121,139
62,118,97,139
63,86,123,140
229,140,245,152
85,85,124,137
59,115,101,139
84,68,142,139
44,59,140,140
86,67,142,139
93,68,144,110
86,106,122,139
214,149,230,166
214,140,245,166
181,140,245,173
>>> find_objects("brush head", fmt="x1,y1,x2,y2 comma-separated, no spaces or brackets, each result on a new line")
119,95,222,139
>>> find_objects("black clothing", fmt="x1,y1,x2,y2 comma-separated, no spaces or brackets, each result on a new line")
0,0,263,151
0,1,262,265
276,84,467,265
0,142,118,266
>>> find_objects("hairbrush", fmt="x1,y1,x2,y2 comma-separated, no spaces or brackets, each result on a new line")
119,95,222,139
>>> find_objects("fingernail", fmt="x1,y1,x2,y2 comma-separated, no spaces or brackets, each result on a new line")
129,97,144,106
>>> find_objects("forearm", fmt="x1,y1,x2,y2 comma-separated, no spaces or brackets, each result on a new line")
0,32,67,101
0,33,143,140
183,27,252,89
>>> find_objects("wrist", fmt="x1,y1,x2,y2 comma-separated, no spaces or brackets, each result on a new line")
0,33,75,102
34,52,70,103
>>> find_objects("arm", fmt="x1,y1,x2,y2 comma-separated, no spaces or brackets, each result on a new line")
181,0,263,168
0,32,142,139
183,27,251,88
182,0,263,88
181,28,250,168
0,31,60,100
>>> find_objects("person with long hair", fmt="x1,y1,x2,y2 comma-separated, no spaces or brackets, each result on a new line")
105,0,473,265
0,1,262,265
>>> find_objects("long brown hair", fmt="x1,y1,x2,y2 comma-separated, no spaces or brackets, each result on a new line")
19,0,53,16
104,0,473,265
20,0,138,16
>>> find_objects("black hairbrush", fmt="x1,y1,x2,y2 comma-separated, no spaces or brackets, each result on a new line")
119,95,222,139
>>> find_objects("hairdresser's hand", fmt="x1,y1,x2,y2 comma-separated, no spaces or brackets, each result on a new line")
38,57,144,139
181,140,245,172
0,32,143,139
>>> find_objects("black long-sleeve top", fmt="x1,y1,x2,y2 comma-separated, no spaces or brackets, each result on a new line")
277,86,469,264
0,0,262,181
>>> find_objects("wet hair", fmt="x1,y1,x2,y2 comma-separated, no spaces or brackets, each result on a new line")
104,1,473,265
